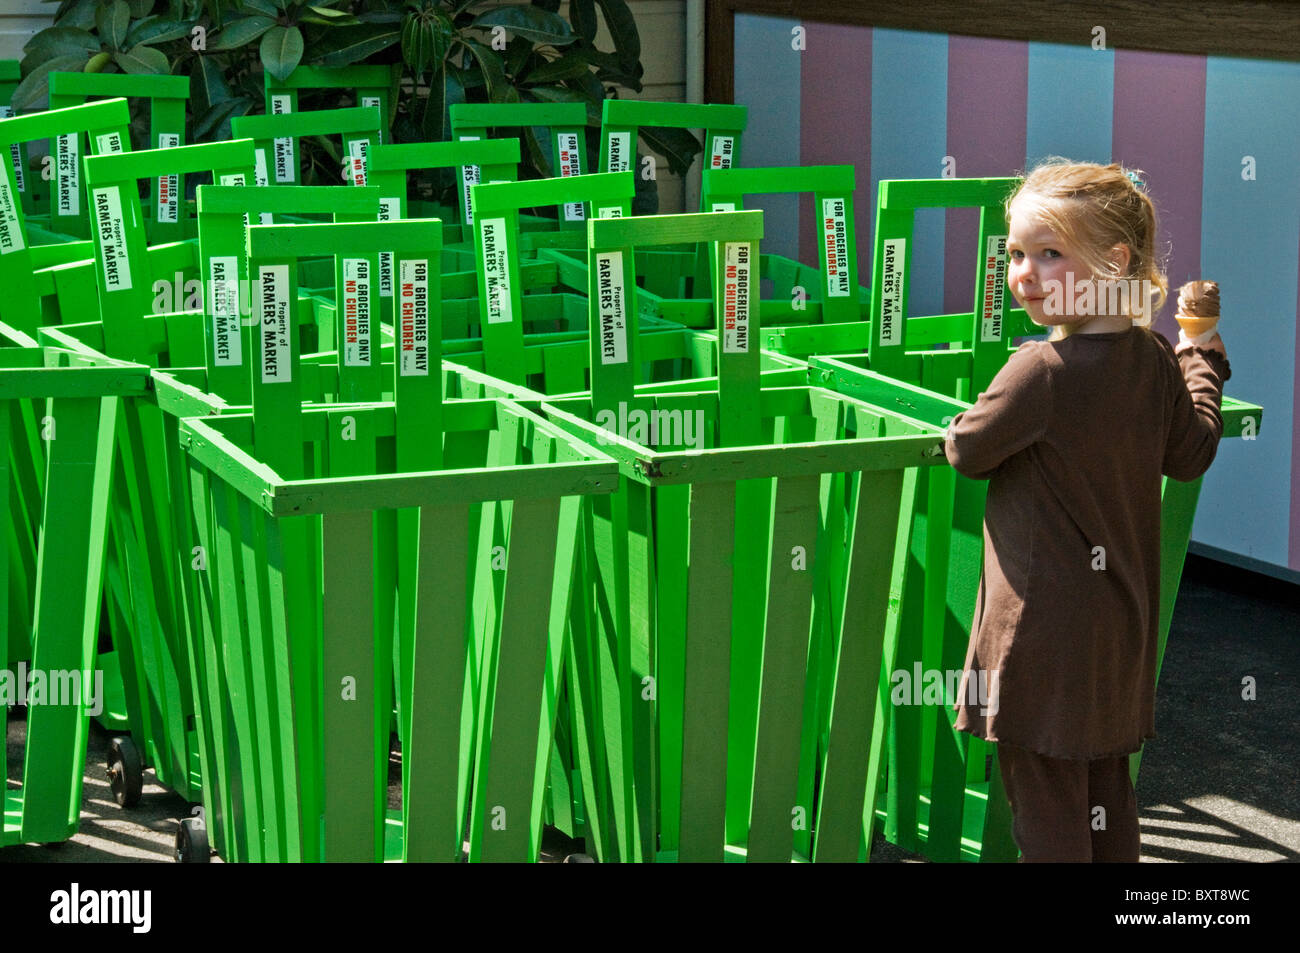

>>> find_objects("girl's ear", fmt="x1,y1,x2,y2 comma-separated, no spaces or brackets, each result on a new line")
1109,243,1132,275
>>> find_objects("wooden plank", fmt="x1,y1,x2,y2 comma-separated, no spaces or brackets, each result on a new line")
813,468,905,862
678,480,736,862
321,509,378,861
18,397,99,842
746,473,819,861
404,503,471,861
475,497,562,861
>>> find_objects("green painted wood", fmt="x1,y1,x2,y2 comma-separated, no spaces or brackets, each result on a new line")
599,101,746,212
471,173,634,384
264,67,400,190
745,473,819,861
197,184,382,403
452,102,588,226
321,508,379,861
18,397,102,842
703,165,861,327
48,72,191,243
233,106,383,191
403,503,471,861
677,480,736,863
0,63,34,220
0,99,131,334
184,454,239,861
813,467,906,861
474,497,563,861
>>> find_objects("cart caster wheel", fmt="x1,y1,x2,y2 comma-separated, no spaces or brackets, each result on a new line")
563,852,595,863
107,736,143,809
174,817,210,864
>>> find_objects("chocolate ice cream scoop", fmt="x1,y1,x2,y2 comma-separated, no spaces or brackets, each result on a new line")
1177,280,1220,318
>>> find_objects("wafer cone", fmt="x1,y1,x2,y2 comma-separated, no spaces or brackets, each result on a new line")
1175,313,1218,337
1175,280,1220,339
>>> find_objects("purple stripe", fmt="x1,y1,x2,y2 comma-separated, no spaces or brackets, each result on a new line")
943,37,1028,317
1292,234,1300,570
1112,51,1206,344
799,23,871,271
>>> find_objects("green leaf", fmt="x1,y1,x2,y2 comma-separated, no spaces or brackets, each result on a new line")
569,0,596,43
639,124,702,178
400,15,426,78
528,82,601,125
594,0,639,67
260,25,304,82
114,44,171,74
472,6,576,47
523,126,551,178
192,95,251,140
210,15,275,51
236,0,280,15
312,22,401,67
422,65,466,142
85,51,113,73
190,55,232,113
504,35,532,77
97,0,132,51
298,14,358,26
126,0,154,16
126,16,195,47
306,4,356,19
11,54,91,110
54,0,98,31
461,39,508,102
21,26,99,63
521,51,592,85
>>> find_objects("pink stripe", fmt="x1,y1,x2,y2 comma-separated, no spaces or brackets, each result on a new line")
1292,232,1300,569
1111,51,1206,345
943,37,1028,316
798,23,871,275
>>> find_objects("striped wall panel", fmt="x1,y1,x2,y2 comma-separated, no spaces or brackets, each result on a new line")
733,13,1300,577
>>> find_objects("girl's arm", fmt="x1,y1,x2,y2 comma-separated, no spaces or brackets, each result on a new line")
1163,336,1231,482
944,345,1053,480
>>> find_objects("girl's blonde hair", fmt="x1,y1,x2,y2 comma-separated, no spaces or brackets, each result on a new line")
1007,159,1168,342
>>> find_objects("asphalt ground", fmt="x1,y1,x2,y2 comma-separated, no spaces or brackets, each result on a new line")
4,552,1297,864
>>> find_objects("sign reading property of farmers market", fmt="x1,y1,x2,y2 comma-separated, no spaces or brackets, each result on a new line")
208,256,241,367
93,187,132,292
480,217,513,326
596,251,628,365
259,264,292,383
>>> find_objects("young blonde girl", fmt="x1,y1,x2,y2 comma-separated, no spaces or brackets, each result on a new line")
945,160,1232,862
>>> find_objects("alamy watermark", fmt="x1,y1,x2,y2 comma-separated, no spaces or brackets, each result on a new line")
891,664,999,716
0,664,104,717
1036,274,1158,322
593,401,706,450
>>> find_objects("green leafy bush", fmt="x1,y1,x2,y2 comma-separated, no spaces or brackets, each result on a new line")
14,0,700,206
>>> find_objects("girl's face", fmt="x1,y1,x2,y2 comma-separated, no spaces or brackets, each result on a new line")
1006,200,1092,328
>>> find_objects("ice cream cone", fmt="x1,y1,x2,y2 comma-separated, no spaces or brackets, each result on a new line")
1175,313,1218,337
1175,280,1220,340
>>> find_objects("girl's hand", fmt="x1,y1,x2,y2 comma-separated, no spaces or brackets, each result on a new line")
1176,333,1226,359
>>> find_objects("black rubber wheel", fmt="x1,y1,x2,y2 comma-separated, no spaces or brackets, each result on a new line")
562,852,596,863
107,735,143,809
174,817,210,864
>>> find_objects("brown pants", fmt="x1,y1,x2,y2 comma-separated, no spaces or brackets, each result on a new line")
997,743,1141,862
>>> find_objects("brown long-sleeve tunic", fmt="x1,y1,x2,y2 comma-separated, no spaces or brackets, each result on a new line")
944,327,1232,759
